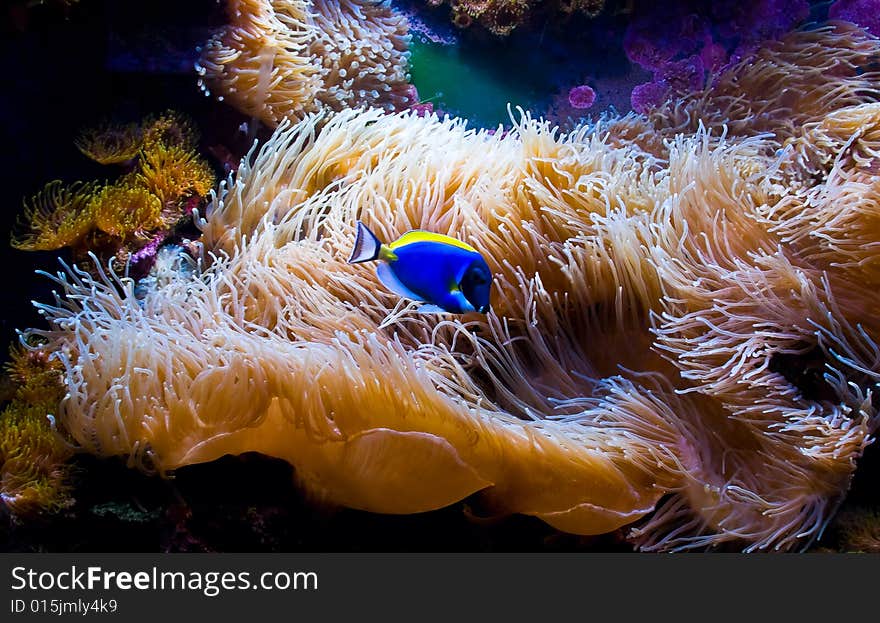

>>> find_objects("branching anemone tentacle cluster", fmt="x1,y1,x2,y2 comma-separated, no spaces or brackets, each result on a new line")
24,25,880,550
198,0,414,127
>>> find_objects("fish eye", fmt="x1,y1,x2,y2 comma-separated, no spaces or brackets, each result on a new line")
467,265,490,284
460,264,492,313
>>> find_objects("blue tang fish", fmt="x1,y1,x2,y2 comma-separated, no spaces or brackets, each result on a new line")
347,221,492,314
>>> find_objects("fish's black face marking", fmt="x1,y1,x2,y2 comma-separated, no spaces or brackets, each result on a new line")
461,261,492,314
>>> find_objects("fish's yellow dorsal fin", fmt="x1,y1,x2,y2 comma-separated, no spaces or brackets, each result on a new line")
389,230,479,254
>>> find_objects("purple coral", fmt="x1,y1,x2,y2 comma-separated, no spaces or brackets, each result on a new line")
629,57,706,114
128,232,168,279
656,56,707,94
830,0,880,36
631,81,671,114
404,84,438,117
623,3,712,72
624,0,811,113
712,0,810,42
568,85,596,109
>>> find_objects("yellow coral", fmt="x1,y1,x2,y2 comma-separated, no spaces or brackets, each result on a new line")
74,111,197,167
91,183,164,239
135,141,215,210
141,110,198,150
74,121,143,165
11,180,98,251
0,344,72,516
480,0,530,36
0,402,72,515
13,111,213,262
7,344,66,407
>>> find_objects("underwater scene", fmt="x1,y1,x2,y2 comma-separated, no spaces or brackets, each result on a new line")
3,0,880,554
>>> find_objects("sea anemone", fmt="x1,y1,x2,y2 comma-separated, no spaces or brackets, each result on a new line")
649,23,880,140
632,130,877,550
198,0,413,127
22,26,880,550
197,0,322,126
29,109,684,535
25,101,878,549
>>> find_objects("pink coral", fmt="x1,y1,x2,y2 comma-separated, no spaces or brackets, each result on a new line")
404,84,437,117
568,85,596,109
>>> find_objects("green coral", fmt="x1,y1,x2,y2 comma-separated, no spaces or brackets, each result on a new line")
90,502,161,523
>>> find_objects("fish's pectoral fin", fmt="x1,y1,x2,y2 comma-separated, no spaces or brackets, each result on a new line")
376,262,424,301
416,304,449,314
348,221,383,264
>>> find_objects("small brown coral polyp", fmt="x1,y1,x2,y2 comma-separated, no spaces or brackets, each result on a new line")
483,0,529,36
31,97,880,551
451,5,474,29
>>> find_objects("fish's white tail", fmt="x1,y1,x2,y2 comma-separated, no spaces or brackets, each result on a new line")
348,221,383,264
